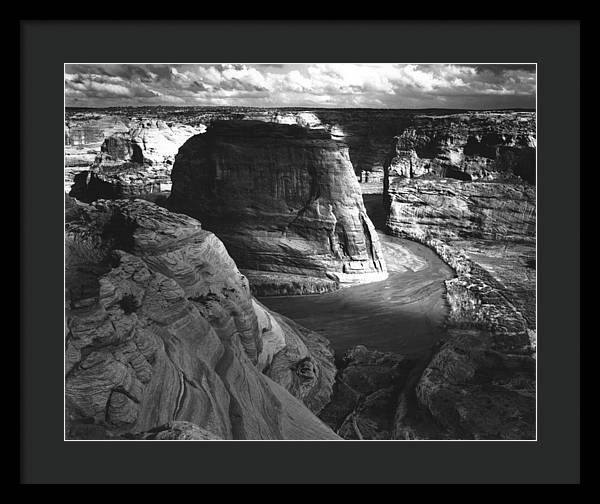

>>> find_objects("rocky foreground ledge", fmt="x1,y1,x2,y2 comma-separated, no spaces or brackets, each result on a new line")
168,120,388,296
65,197,338,440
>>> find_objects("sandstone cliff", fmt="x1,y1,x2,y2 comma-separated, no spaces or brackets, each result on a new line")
95,119,201,169
382,121,536,439
65,198,338,440
68,120,201,201
384,112,536,185
168,121,388,295
386,178,536,244
65,108,536,183
65,115,131,167
64,115,132,193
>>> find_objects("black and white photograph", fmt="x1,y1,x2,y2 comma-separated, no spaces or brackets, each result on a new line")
63,62,538,441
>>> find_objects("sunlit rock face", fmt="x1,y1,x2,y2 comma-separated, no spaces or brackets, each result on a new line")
65,115,131,166
64,115,132,193
65,198,338,440
264,111,323,129
69,120,201,202
168,120,388,294
95,120,202,168
386,179,536,245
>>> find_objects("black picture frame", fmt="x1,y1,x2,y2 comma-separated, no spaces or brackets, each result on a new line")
21,19,580,484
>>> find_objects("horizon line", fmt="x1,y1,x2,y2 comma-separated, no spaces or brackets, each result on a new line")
65,105,536,111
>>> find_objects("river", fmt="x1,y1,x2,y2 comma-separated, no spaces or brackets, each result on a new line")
259,193,454,357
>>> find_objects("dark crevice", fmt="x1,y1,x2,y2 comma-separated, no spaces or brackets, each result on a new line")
360,214,376,267
335,222,349,258
101,211,138,253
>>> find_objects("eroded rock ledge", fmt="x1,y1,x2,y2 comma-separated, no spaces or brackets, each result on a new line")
168,120,388,295
65,198,338,440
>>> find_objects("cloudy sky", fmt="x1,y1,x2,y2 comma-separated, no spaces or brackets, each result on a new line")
65,63,536,109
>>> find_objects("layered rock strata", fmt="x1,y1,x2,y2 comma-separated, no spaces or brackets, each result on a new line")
384,112,536,185
64,115,131,193
65,108,536,182
386,178,536,244
65,198,338,440
168,121,388,294
68,120,200,201
383,126,536,439
65,115,131,167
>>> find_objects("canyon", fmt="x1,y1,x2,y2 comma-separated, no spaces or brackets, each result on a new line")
65,107,536,440
65,107,535,189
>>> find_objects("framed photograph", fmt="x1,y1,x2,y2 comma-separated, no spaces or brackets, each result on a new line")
21,19,580,484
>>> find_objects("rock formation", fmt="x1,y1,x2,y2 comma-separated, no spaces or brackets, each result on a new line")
68,120,201,201
168,120,388,295
386,178,536,244
314,109,413,180
319,345,420,439
383,115,536,439
391,242,536,440
64,107,538,440
65,115,131,167
65,197,338,440
95,120,202,169
65,108,536,184
64,115,131,192
384,112,536,185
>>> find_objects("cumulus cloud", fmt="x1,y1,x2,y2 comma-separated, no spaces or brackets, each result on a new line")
64,63,536,108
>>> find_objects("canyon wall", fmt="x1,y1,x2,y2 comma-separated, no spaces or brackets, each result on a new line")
382,112,536,439
384,112,536,185
65,108,536,184
168,120,387,294
69,120,201,201
65,198,338,440
65,115,131,193
65,115,131,167
386,179,536,244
